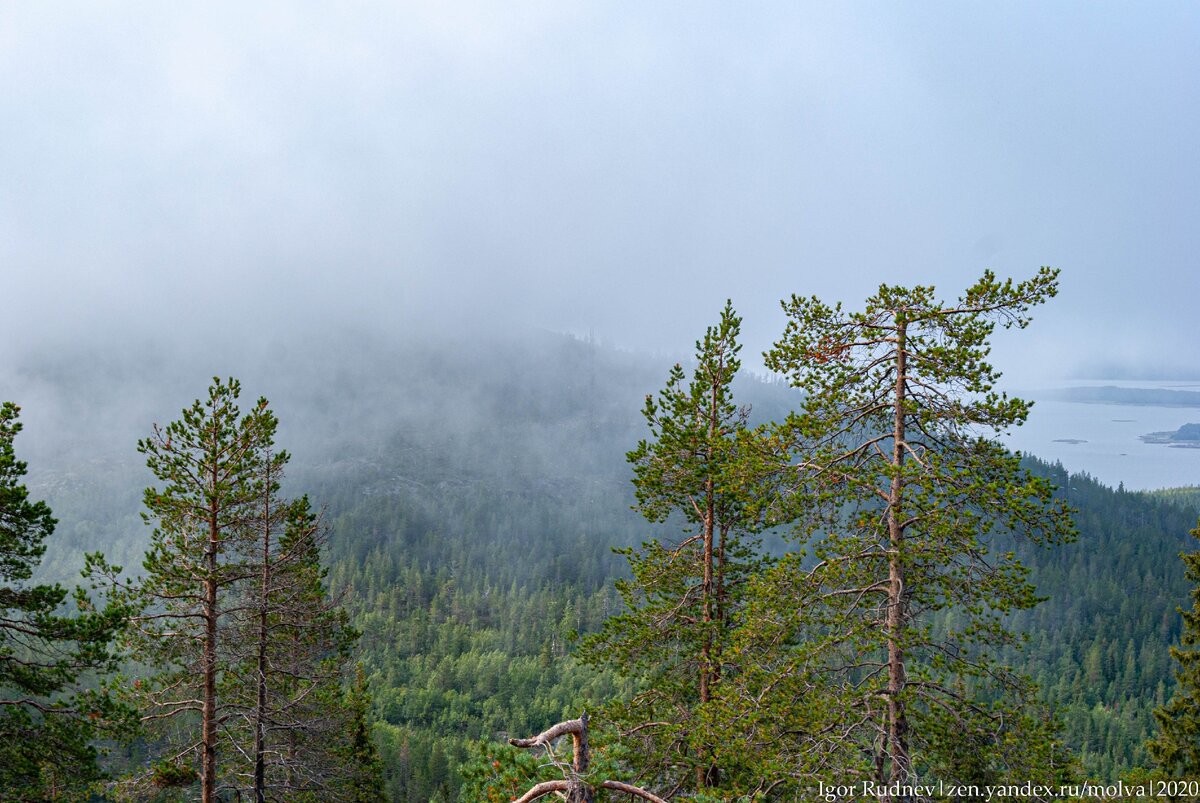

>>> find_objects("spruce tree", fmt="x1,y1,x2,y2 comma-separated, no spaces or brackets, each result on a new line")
0,402,132,799
341,666,387,803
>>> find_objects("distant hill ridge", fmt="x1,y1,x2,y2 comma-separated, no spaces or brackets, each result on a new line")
1057,385,1200,407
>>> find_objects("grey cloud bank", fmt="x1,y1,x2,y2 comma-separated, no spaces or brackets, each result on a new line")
2,2,1197,381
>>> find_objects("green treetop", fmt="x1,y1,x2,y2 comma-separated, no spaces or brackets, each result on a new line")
717,269,1076,796
579,301,772,796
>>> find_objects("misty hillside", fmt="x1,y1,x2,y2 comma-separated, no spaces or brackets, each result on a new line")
17,326,800,576
14,328,655,574
9,3,1200,800
11,329,1200,799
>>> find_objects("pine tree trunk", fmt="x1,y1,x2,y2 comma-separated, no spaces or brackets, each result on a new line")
203,504,219,803
567,719,594,803
697,371,719,790
254,462,273,803
698,474,715,791
700,372,715,787
566,780,595,803
885,316,910,793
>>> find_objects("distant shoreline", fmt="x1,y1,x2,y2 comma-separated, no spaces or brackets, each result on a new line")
1054,386,1200,408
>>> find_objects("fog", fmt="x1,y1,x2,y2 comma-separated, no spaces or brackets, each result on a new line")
4,3,1199,427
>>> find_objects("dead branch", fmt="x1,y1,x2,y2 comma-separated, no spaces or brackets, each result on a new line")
510,714,666,803
510,713,589,774
513,780,570,802
598,780,670,802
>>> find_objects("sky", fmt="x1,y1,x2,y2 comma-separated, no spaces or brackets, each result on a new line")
3,2,1199,381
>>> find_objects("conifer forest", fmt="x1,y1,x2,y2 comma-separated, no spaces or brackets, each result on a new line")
6,4,1200,801
7,269,1200,801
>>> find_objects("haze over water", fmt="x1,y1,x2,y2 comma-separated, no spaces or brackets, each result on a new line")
1005,380,1200,492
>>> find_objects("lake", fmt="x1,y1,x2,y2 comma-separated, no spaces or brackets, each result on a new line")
1003,380,1200,492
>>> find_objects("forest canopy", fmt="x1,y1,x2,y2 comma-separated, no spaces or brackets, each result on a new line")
4,270,1200,801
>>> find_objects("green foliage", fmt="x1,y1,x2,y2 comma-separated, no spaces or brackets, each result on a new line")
457,739,546,802
150,759,199,788
711,269,1077,792
1000,465,1193,780
1149,518,1200,776
19,327,1200,796
0,402,56,578
0,401,133,799
578,302,772,795
1146,486,1200,513
342,666,388,803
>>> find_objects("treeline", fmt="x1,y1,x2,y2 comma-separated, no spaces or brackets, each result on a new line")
11,275,1200,799
309,396,1200,797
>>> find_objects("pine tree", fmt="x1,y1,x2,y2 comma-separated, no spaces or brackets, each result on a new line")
723,270,1075,795
0,402,133,799
114,378,376,801
247,449,292,801
223,495,362,801
1149,518,1200,776
121,378,284,802
578,302,770,795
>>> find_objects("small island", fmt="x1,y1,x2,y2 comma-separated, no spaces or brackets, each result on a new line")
1141,423,1200,448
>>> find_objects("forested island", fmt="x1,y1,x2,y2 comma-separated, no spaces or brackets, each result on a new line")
1142,424,1200,448
6,271,1200,801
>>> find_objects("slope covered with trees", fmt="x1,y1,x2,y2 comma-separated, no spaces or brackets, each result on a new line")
9,324,1200,799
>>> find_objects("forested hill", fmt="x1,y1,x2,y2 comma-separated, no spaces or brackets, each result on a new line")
13,328,1200,799
1008,465,1196,779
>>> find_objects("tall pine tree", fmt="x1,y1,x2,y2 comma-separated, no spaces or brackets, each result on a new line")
717,270,1076,796
579,302,770,796
120,379,284,802
222,494,365,801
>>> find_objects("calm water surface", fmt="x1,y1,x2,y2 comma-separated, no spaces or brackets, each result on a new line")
1003,380,1200,492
